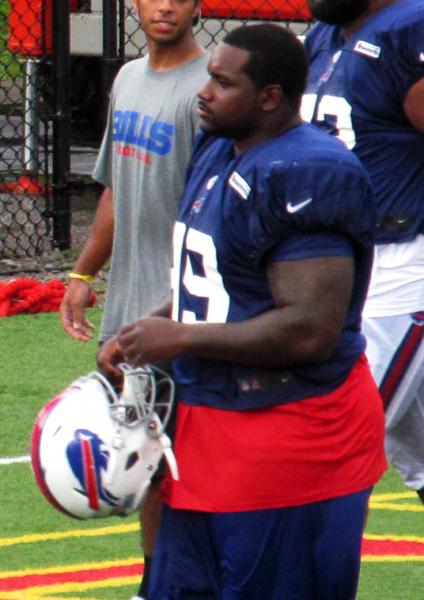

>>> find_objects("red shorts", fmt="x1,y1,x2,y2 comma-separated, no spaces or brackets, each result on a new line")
162,356,387,511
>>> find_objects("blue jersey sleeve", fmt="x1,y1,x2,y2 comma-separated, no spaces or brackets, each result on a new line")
248,154,375,266
268,231,354,263
381,18,424,101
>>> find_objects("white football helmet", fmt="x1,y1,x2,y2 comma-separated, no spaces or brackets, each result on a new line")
31,363,178,519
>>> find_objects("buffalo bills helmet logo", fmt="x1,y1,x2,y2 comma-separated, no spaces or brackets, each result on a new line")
66,429,118,510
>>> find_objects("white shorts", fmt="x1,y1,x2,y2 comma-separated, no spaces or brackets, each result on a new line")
362,312,424,491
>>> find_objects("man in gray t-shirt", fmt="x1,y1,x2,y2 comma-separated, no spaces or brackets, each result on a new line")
93,52,209,341
59,1,208,598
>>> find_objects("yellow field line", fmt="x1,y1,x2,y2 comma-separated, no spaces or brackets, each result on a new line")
369,490,424,512
371,490,418,502
365,533,424,543
369,501,424,512
372,491,417,501
0,522,138,548
362,555,424,563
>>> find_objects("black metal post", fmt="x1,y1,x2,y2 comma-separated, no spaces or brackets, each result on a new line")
102,0,122,126
118,0,126,59
51,0,71,250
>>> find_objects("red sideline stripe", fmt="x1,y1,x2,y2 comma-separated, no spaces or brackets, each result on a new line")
0,562,143,591
82,437,100,511
362,538,424,556
380,322,423,410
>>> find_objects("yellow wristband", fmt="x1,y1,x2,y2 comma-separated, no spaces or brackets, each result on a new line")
68,272,95,285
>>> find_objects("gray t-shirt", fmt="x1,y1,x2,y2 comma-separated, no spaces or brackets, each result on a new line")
93,52,209,341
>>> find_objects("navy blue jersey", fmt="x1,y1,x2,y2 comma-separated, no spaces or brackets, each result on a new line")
303,0,424,243
171,124,376,410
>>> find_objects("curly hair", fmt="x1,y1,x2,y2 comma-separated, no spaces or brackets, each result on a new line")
223,24,308,110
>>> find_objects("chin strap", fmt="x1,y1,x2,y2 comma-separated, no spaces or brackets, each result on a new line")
145,412,179,480
159,431,179,481
128,428,179,516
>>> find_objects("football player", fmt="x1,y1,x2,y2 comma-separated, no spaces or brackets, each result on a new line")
99,24,386,599
303,0,424,504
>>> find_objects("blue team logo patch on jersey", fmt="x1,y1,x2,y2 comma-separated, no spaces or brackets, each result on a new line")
66,429,119,510
191,176,218,214
191,198,205,214
354,40,381,59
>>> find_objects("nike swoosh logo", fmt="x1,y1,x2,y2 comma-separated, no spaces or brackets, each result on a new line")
286,198,313,214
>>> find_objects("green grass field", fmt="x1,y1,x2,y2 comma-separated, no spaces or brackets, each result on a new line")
0,310,423,598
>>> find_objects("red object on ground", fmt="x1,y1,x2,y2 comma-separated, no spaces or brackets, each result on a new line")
0,175,46,194
0,278,96,317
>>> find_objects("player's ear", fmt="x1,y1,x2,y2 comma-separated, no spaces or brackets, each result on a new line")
259,85,284,112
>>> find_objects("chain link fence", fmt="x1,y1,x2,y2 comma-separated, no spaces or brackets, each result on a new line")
122,0,312,56
0,0,313,259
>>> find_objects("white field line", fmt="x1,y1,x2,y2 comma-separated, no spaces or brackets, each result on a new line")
0,455,31,465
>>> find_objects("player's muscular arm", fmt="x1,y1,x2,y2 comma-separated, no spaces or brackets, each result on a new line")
117,256,354,369
404,77,424,132
60,187,114,341
182,255,353,367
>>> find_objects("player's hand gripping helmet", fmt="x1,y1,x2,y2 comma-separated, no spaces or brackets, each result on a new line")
31,363,178,519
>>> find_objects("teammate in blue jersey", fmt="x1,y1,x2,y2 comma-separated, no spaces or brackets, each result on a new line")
99,24,386,599
303,0,424,504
